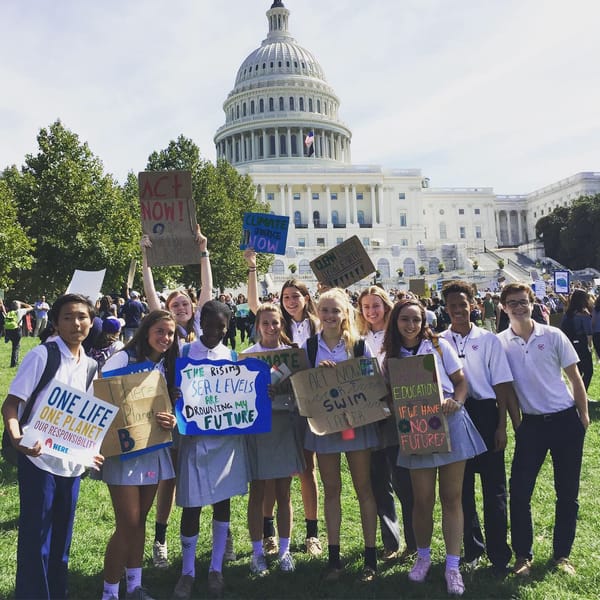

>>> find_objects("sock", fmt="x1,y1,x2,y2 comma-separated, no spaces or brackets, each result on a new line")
328,544,341,569
210,519,230,573
155,522,168,545
252,540,265,558
279,537,290,557
446,554,460,572
125,567,142,594
306,519,318,539
263,516,276,538
417,547,431,562
181,534,199,577
102,581,119,600
364,546,377,570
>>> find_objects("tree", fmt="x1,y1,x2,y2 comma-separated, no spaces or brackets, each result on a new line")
438,262,445,273
5,120,140,298
497,258,505,270
145,136,272,291
418,265,427,276
0,179,35,290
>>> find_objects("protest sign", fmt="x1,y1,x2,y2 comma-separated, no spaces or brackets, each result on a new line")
309,236,375,288
240,347,309,411
553,270,570,294
93,370,173,458
533,279,547,300
126,259,137,291
409,278,426,296
102,360,155,378
240,212,289,255
387,355,451,455
21,380,117,466
175,357,271,435
138,170,199,267
65,269,106,301
290,357,390,435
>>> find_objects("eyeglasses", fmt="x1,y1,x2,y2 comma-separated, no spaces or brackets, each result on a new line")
505,299,531,309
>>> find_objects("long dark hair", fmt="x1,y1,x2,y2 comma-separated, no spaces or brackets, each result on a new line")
565,289,591,317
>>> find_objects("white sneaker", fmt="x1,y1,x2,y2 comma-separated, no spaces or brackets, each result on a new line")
279,552,295,572
152,540,168,569
250,554,269,576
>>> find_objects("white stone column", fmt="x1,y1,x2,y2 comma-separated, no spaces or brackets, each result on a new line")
344,185,351,225
262,129,267,159
326,185,332,228
307,184,313,229
260,184,266,205
286,128,291,157
352,185,358,224
279,184,286,215
275,128,280,158
287,185,293,221
370,184,376,226
250,131,255,161
377,185,384,225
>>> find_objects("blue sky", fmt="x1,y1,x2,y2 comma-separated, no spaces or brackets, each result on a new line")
1,0,598,194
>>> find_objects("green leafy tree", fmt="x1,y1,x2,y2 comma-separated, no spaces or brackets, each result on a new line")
289,263,297,274
146,135,271,291
497,258,505,270
438,262,445,273
418,265,427,276
0,179,35,290
5,120,140,298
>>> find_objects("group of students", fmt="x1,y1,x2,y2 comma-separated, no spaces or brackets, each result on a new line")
1,230,590,600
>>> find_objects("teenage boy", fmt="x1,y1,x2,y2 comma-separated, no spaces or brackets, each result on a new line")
498,283,589,577
2,293,102,600
441,281,520,577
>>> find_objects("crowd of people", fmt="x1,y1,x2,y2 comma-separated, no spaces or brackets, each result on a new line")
1,236,595,600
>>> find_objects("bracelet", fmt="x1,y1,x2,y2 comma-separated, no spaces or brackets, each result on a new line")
247,268,257,275
200,251,209,258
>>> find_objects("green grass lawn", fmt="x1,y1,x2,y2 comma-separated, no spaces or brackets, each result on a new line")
1,336,600,599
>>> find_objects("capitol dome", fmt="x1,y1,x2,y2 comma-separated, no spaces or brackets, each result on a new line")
214,1,352,166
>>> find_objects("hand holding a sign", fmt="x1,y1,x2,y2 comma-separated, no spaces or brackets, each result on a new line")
195,224,207,252
244,247,257,268
156,411,177,430
441,370,467,416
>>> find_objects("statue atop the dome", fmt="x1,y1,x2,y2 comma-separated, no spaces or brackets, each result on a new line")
270,0,285,8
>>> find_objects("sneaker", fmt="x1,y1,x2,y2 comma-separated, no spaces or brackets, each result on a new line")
263,535,279,556
172,574,194,600
553,557,576,576
397,547,417,565
305,536,323,557
408,557,431,583
126,587,156,600
360,566,377,583
513,557,532,577
250,554,269,577
322,564,344,582
207,570,224,597
279,551,295,572
382,548,398,561
152,540,169,569
445,569,465,596
224,533,236,562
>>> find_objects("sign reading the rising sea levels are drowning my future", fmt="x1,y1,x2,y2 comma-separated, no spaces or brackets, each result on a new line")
240,212,289,255
175,357,271,435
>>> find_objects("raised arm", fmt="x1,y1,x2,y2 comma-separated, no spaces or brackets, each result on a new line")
140,235,161,312
244,247,260,314
196,225,213,310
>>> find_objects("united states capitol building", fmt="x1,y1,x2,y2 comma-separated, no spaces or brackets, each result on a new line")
214,1,600,283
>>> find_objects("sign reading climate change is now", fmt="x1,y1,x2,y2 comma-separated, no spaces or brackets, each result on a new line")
138,170,199,267
387,355,451,455
175,357,271,435
21,380,117,466
240,212,289,255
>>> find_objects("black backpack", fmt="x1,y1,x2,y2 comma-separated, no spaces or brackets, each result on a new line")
305,335,365,368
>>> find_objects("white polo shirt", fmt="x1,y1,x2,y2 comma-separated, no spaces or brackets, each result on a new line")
497,322,578,414
8,337,96,477
301,333,373,366
440,325,513,400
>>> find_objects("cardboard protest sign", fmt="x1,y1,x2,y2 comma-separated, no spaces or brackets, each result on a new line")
239,347,309,411
309,236,375,288
387,356,451,455
21,380,118,467
65,269,106,301
93,370,173,458
138,170,199,267
290,358,390,435
409,278,426,296
175,357,271,435
126,259,137,291
240,212,289,255
102,360,155,378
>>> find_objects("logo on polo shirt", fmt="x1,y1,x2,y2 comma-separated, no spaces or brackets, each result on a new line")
537,344,545,351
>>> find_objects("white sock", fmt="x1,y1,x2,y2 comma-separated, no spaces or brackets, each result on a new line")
125,567,142,594
417,547,431,562
252,539,264,558
181,534,199,577
279,537,290,557
210,520,229,573
102,581,119,600
446,554,460,571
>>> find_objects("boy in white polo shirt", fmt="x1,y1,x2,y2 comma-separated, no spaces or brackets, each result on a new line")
497,283,589,577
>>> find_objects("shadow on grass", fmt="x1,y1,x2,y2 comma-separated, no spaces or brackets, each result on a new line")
0,462,18,485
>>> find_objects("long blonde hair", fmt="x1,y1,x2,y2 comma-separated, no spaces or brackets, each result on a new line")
355,285,394,336
316,288,360,355
254,304,294,347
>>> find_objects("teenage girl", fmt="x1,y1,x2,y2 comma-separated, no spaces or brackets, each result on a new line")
242,299,305,575
356,286,416,563
141,225,214,566
173,301,250,600
100,310,179,600
303,287,379,582
245,249,322,556
381,298,486,596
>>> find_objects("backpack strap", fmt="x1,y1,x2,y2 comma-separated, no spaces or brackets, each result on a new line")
182,344,191,358
431,336,443,358
230,350,238,361
85,356,98,390
306,334,319,368
353,339,365,358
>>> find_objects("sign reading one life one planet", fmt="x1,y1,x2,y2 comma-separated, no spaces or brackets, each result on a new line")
387,355,451,455
20,380,118,466
175,357,271,435
240,212,290,255
310,235,376,288
138,170,199,267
